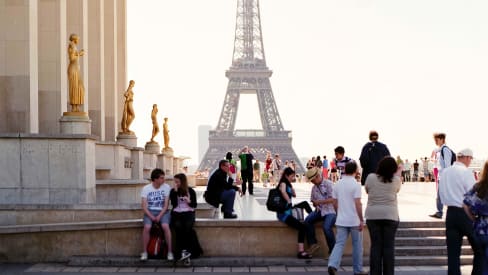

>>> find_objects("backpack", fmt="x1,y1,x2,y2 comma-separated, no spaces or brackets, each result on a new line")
440,145,456,166
147,222,167,259
266,186,288,212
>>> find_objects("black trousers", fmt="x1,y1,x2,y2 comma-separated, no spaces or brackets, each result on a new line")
284,215,316,245
171,211,195,255
241,169,253,194
367,219,399,275
445,206,484,275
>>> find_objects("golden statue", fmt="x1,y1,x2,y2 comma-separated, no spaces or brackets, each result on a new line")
67,34,85,113
120,80,135,134
163,117,171,149
150,104,159,143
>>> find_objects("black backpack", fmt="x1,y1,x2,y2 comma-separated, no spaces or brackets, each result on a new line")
440,145,456,166
266,186,288,212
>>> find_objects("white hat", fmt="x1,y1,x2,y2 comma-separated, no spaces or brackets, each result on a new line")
457,148,473,158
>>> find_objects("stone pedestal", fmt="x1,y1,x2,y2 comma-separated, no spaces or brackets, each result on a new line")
116,133,137,148
59,113,91,135
162,147,174,156
144,142,160,154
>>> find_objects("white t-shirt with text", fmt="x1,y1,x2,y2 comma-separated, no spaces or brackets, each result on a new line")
141,183,171,211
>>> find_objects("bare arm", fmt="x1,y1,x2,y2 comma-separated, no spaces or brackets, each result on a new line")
141,197,156,222
279,182,291,204
463,204,475,222
355,198,365,231
156,196,170,221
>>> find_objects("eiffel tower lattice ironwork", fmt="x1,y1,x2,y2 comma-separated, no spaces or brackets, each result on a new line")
198,0,304,173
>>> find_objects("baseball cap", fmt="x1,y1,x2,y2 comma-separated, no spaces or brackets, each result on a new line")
457,148,473,158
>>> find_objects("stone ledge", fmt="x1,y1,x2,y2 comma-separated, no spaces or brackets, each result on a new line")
0,204,141,210
0,133,98,140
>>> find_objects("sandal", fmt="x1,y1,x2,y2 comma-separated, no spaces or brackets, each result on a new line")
297,251,312,259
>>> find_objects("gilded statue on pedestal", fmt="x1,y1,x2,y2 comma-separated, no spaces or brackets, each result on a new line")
163,117,171,149
67,34,85,113
150,104,159,143
120,80,135,134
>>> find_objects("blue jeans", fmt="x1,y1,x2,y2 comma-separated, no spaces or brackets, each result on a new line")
220,189,236,215
304,211,336,253
328,226,363,273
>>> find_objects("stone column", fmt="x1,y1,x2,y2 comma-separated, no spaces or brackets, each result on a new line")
28,0,39,133
87,0,105,139
0,1,32,133
103,0,118,141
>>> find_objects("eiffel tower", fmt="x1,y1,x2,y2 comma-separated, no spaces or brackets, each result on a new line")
198,0,304,173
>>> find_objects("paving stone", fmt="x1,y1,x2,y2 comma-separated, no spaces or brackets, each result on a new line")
25,263,51,272
80,267,119,272
117,267,138,272
232,266,250,272
213,267,231,272
306,266,328,272
286,266,306,272
396,266,417,271
155,267,175,272
174,267,193,273
193,266,212,273
268,265,286,272
61,266,83,272
250,266,268,272
137,267,156,272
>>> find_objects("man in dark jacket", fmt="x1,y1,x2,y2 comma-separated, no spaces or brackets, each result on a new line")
359,130,391,185
204,159,242,219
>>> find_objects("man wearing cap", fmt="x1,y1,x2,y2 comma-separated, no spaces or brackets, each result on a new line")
304,167,336,255
439,148,483,275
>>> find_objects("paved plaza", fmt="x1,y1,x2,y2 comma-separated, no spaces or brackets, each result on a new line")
0,181,476,274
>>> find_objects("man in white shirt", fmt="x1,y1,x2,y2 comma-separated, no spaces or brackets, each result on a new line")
439,148,483,275
430,132,455,219
327,162,367,275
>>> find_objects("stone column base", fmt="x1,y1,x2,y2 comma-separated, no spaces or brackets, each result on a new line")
162,147,174,157
117,133,137,147
59,114,92,135
145,142,160,154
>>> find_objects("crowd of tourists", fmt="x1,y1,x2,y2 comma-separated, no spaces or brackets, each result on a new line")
138,131,488,275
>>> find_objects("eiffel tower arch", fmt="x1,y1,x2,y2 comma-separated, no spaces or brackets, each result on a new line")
198,0,304,173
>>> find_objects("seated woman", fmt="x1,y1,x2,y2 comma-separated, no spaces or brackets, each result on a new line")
277,167,319,259
170,173,201,260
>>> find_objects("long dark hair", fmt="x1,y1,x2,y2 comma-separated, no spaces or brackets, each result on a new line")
174,173,189,196
279,167,295,187
474,161,488,199
376,156,398,183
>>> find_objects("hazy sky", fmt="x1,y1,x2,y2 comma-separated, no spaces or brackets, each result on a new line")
127,0,488,166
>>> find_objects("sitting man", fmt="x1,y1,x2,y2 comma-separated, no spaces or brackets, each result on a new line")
304,167,337,255
204,159,242,219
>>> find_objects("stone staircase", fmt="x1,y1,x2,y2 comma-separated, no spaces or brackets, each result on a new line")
393,221,473,266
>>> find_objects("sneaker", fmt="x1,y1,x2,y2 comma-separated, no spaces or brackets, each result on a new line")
180,250,191,261
306,243,320,255
328,266,337,275
140,252,148,261
167,252,174,261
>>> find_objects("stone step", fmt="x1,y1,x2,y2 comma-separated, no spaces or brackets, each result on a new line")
68,255,474,267
396,236,469,246
396,227,444,237
395,245,473,256
398,221,445,228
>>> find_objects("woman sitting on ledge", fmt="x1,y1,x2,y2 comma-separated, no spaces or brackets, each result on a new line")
277,167,319,259
170,173,202,260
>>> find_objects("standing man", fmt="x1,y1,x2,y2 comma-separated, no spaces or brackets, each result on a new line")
333,146,353,179
438,149,483,275
430,132,455,219
327,162,368,275
204,160,242,219
304,167,336,255
403,159,411,182
359,130,391,186
271,154,282,186
238,146,254,195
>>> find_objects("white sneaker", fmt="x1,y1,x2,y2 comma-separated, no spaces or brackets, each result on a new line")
180,250,191,261
140,252,148,261
167,252,174,261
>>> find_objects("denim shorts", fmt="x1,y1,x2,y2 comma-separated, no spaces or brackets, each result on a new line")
143,209,171,225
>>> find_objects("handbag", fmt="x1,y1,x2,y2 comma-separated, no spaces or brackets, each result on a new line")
291,207,304,221
266,187,288,212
